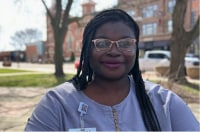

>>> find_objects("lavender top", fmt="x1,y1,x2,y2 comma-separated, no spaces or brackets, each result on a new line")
25,77,199,131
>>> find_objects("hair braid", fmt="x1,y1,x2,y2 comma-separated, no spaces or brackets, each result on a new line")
71,9,161,131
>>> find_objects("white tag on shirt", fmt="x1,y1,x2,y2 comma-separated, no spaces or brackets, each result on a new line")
69,128,96,132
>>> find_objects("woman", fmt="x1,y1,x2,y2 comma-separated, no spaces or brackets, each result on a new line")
25,9,199,131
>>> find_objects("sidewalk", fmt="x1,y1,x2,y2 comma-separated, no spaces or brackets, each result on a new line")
0,62,77,74
0,71,45,76
0,87,48,131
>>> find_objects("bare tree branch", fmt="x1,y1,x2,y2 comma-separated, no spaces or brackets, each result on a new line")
62,0,73,29
55,0,62,28
172,0,187,34
188,16,200,41
41,0,55,26
10,28,42,48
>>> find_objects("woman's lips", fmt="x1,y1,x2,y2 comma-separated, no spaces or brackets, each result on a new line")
102,62,122,69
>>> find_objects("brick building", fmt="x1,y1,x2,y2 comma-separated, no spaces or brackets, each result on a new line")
45,4,56,63
117,0,199,56
190,0,200,55
26,41,45,63
45,0,199,62
63,0,96,60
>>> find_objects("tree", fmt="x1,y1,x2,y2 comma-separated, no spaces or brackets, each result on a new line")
10,28,42,49
42,0,80,78
10,28,42,67
169,0,200,84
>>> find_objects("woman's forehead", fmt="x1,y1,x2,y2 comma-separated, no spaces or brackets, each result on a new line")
94,22,135,39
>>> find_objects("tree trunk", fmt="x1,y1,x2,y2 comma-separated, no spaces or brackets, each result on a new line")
169,39,188,83
41,0,79,78
169,0,199,84
168,0,188,83
54,33,65,78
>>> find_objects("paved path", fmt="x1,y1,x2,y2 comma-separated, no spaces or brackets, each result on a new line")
0,87,48,131
0,62,77,74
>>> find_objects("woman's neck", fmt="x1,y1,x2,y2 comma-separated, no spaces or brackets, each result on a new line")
84,76,130,106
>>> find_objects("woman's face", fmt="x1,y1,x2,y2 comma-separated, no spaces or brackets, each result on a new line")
89,21,137,80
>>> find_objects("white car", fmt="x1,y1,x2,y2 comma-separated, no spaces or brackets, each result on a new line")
185,54,200,67
139,50,199,71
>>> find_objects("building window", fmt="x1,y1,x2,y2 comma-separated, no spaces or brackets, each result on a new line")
168,20,173,32
142,23,157,36
168,0,176,14
142,4,158,18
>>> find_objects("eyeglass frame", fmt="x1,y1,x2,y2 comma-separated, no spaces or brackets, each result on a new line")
92,38,137,52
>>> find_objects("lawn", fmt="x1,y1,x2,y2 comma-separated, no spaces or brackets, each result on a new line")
0,74,75,87
0,68,32,73
0,68,75,87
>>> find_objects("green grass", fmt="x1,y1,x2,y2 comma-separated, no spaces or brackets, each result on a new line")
0,73,75,88
0,68,33,73
0,68,198,94
182,85,199,94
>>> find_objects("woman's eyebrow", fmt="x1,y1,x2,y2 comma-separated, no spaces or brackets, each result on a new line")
94,36,135,39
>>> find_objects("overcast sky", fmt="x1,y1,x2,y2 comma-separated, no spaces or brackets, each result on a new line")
0,0,117,52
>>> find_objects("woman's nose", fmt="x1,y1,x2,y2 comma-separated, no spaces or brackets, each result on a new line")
107,42,121,55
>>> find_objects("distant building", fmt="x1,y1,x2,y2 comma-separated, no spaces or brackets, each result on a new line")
191,0,200,24
45,5,55,63
0,51,25,62
189,0,200,56
117,0,199,56
26,41,45,63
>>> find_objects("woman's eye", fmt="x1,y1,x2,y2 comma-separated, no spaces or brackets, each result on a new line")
119,41,132,48
97,41,110,48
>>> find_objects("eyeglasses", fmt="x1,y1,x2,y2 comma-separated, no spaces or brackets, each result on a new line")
92,38,136,52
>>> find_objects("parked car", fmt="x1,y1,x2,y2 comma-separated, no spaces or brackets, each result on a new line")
139,50,200,72
185,53,200,66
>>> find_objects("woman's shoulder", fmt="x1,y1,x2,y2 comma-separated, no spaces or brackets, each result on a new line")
143,80,175,104
144,80,170,93
44,81,79,101
143,81,199,130
54,81,78,92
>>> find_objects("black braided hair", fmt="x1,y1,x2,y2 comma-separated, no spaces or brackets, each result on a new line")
71,9,161,131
